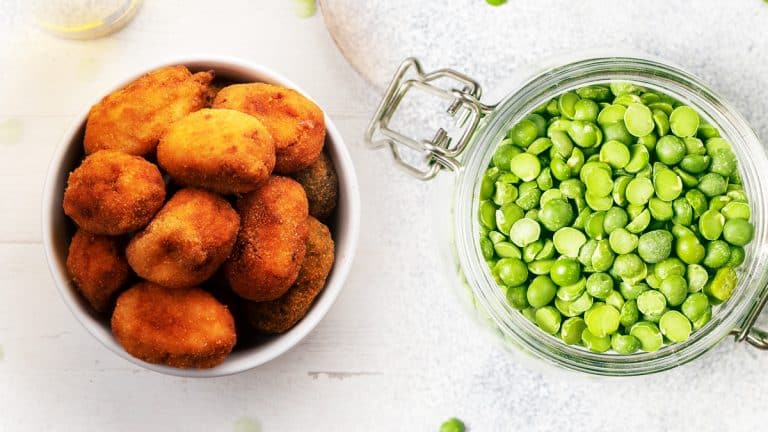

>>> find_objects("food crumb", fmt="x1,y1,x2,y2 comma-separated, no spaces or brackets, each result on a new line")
0,118,23,145
293,0,317,18
233,416,261,432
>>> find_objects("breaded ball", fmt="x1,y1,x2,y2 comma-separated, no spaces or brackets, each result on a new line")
66,229,130,313
225,176,309,301
84,65,213,156
126,188,240,289
111,282,236,368
246,217,335,333
63,150,166,235
212,83,325,173
157,109,276,194
293,152,338,221
203,79,226,106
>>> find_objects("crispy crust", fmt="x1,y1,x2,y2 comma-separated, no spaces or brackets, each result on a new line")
84,65,213,156
292,152,338,221
246,217,335,333
66,229,130,313
111,282,236,368
126,188,240,289
212,83,325,173
224,176,309,301
63,150,166,235
203,79,226,107
157,108,276,194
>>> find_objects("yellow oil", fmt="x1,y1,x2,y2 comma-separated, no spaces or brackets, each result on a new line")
34,0,143,39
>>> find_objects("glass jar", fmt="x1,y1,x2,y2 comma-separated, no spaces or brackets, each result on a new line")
365,56,768,376
32,0,142,39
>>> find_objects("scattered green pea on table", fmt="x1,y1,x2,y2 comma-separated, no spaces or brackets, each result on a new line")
478,81,755,354
439,418,466,432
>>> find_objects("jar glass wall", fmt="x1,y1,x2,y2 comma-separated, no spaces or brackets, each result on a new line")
451,57,768,376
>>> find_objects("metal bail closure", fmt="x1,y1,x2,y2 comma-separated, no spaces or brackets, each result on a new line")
364,58,494,180
732,281,768,349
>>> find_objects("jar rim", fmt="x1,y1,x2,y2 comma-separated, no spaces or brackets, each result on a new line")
454,56,768,375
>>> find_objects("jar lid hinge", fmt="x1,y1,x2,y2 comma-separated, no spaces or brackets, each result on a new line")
364,58,495,180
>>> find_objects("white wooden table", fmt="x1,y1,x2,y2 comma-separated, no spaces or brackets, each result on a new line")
2,1,768,431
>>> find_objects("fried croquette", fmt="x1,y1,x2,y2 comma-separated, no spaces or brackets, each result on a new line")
225,176,309,302
293,152,338,221
111,282,236,368
157,109,276,194
212,83,325,173
203,79,226,106
84,65,213,156
66,229,130,313
245,217,335,333
126,189,240,289
63,150,166,235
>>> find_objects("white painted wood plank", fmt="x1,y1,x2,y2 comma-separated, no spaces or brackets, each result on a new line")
2,242,768,432
2,0,768,431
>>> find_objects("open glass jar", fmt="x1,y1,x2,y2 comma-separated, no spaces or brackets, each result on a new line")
365,56,768,376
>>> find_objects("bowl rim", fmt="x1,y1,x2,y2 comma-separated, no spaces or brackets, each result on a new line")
41,55,361,378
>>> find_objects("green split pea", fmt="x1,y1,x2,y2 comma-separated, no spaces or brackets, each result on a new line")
479,81,754,354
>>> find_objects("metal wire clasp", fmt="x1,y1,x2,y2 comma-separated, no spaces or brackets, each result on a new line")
732,281,768,349
364,58,495,180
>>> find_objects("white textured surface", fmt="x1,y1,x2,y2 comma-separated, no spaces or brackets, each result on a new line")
0,0,767,431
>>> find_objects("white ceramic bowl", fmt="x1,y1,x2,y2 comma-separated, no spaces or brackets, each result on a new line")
42,57,361,377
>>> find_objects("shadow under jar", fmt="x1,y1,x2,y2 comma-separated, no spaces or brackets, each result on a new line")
365,56,768,376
